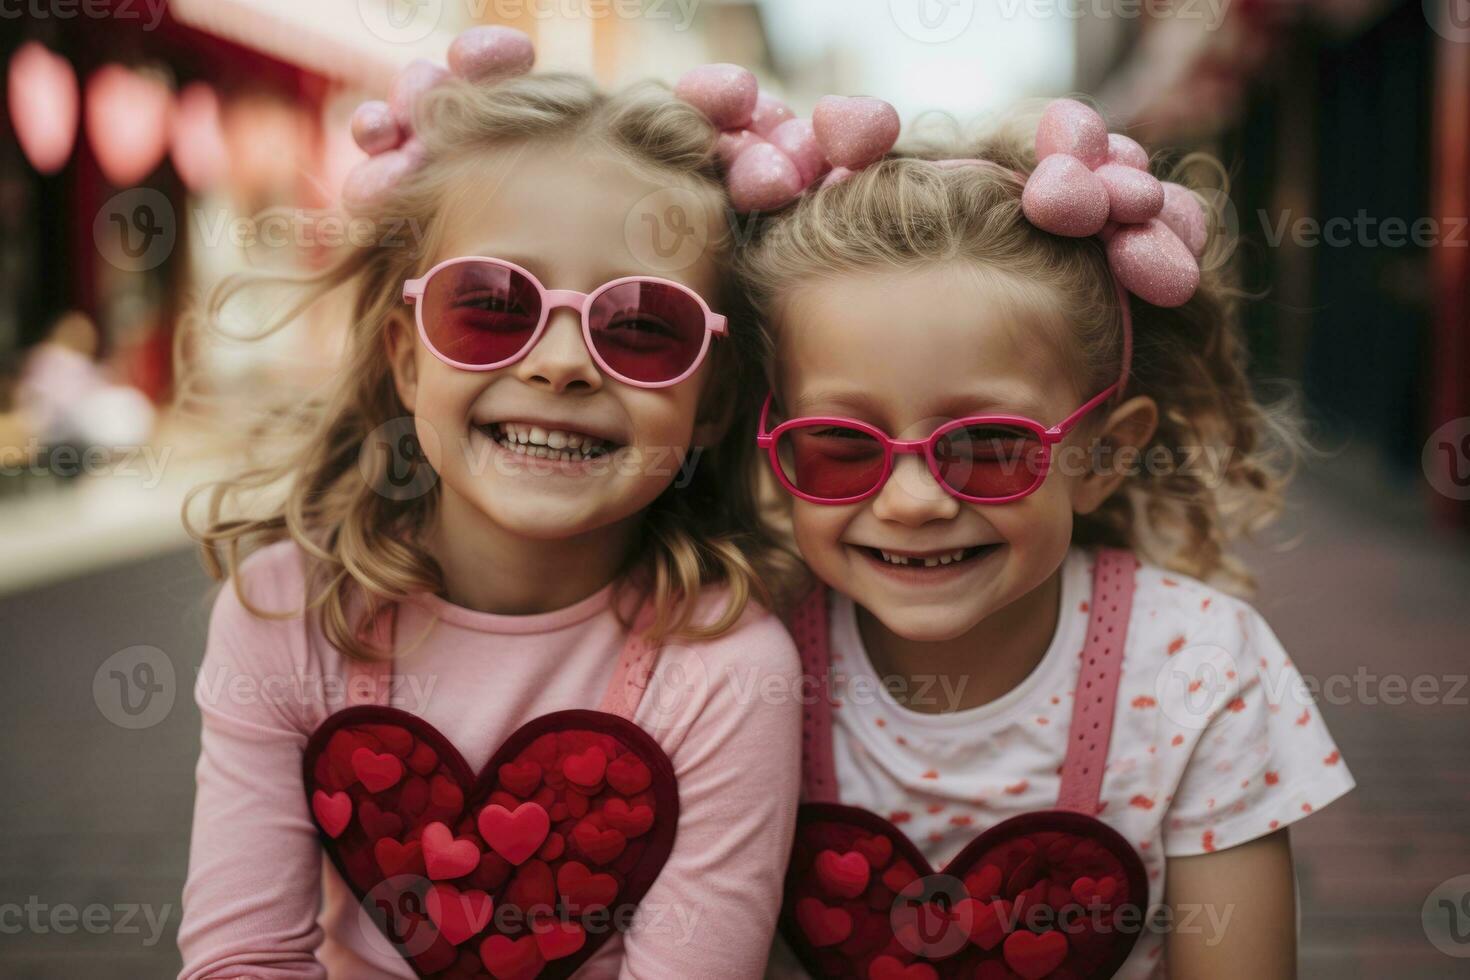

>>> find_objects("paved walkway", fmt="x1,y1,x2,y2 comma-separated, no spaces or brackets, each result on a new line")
1,471,1467,977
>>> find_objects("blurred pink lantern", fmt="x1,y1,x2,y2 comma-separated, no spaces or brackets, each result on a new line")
7,42,79,174
86,64,174,186
170,82,228,191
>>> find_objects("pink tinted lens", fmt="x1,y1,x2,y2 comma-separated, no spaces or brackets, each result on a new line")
932,422,1046,499
776,423,887,500
587,280,707,384
422,261,542,366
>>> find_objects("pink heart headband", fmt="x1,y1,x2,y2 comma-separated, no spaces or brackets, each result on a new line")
341,26,536,212
673,63,900,213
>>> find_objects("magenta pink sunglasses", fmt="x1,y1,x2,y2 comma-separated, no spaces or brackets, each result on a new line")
756,384,1120,505
403,256,727,388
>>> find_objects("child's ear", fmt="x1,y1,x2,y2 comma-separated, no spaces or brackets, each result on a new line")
1071,395,1159,515
384,313,419,412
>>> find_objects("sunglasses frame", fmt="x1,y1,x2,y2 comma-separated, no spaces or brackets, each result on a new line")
402,256,728,389
756,384,1119,505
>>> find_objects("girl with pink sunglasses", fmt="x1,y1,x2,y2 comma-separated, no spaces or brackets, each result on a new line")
679,70,1355,978
176,30,808,980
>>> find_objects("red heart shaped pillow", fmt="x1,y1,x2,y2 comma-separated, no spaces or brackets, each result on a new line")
304,706,677,979
782,804,1147,979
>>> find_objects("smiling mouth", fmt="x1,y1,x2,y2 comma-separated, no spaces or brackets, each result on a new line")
479,421,619,462
859,544,999,568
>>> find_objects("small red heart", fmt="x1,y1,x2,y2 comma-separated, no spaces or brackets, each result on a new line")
311,790,351,838
1003,929,1069,979
795,896,852,947
571,821,626,865
537,831,565,862
602,798,654,838
426,883,494,946
358,799,402,841
363,722,415,756
478,933,542,980
407,741,439,775
476,802,550,866
605,754,651,795
881,860,919,894
374,837,424,877
352,748,403,792
562,746,607,790
965,864,1003,900
497,761,542,798
429,773,464,812
557,861,619,912
813,849,870,899
502,859,556,914
867,956,938,980
854,834,893,870
531,919,586,961
954,896,1012,950
421,821,481,880
1070,875,1118,906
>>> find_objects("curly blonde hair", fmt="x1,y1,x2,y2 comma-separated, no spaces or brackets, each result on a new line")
737,105,1300,593
181,72,800,659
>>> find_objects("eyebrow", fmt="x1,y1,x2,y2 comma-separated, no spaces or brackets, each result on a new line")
790,387,1054,424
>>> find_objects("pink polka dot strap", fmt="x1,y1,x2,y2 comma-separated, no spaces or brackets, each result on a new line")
790,586,839,803
343,598,663,721
1056,548,1139,815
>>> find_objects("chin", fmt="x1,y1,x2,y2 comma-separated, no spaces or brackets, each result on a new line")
863,599,988,644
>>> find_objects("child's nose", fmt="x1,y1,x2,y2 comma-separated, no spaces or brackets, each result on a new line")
513,309,602,392
868,453,961,526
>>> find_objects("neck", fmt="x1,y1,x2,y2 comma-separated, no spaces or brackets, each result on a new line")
426,491,640,616
856,566,1063,714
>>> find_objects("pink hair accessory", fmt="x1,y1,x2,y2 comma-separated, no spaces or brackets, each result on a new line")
810,95,900,170
1020,98,1205,308
341,26,535,213
675,65,906,212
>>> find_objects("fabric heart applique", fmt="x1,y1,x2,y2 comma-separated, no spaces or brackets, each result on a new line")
304,706,678,979
781,804,1147,979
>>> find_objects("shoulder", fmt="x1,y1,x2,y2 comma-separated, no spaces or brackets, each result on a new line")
670,585,801,675
1125,555,1266,659
206,539,316,661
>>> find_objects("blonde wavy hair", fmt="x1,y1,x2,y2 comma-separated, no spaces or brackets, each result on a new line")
182,72,800,660
737,105,1300,593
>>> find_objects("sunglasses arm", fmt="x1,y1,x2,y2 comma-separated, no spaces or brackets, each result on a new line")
402,279,426,303
1048,382,1120,440
755,392,776,448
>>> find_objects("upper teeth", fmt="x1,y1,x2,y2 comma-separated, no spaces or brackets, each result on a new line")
491,422,607,458
878,548,970,567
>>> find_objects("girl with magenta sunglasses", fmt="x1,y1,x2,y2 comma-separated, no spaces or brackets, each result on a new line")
679,65,1355,978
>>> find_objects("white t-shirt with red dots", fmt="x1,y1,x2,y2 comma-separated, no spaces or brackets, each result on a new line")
769,547,1354,978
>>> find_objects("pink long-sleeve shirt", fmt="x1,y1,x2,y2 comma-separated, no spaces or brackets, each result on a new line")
177,541,803,979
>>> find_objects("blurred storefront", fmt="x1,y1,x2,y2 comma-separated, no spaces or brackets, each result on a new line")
0,0,774,594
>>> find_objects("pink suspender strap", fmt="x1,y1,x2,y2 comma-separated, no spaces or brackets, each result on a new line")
596,600,664,722
1055,548,1139,815
343,596,663,722
345,603,395,707
791,586,839,804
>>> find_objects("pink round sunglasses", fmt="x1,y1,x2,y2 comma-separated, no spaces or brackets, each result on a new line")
402,256,728,389
755,385,1120,505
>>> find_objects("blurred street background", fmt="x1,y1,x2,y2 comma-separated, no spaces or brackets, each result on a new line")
2,0,1469,976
